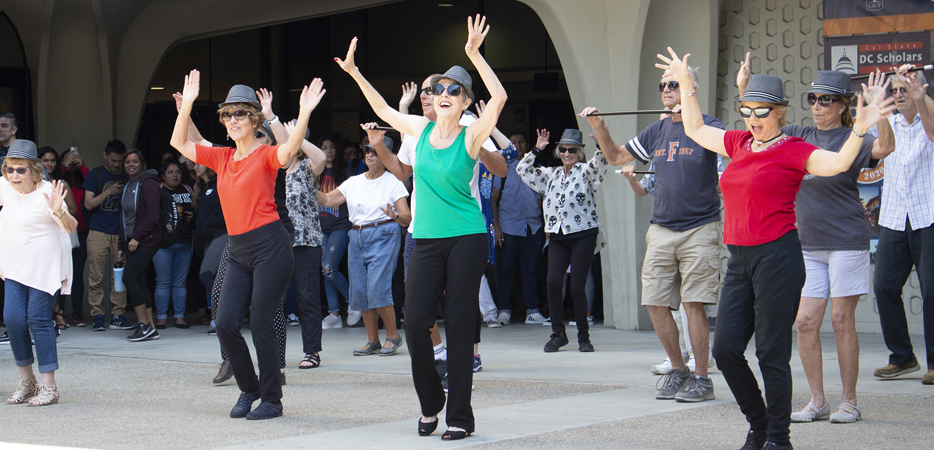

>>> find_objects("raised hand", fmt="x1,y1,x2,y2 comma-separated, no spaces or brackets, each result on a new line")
902,70,929,104
579,107,605,129
465,15,489,55
655,47,693,89
861,69,889,105
43,180,66,215
298,78,326,112
181,70,200,104
173,92,183,113
737,52,751,93
284,119,296,135
475,99,488,117
334,38,359,74
854,93,897,134
535,128,550,150
399,82,418,110
257,88,275,119
360,122,386,146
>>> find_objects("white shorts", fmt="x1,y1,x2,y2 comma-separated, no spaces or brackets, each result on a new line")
800,250,870,299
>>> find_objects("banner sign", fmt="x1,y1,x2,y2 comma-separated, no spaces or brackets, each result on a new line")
824,0,934,36
824,31,931,93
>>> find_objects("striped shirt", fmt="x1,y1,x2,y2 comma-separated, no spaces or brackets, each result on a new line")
871,113,934,231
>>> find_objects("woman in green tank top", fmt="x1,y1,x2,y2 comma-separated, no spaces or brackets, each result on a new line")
336,15,506,441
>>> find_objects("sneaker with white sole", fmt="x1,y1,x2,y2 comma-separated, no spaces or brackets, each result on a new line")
321,314,343,329
525,312,549,324
674,374,715,402
496,311,511,326
346,309,362,327
0,331,9,345
473,354,482,373
287,313,300,326
127,324,157,342
687,353,717,372
484,317,501,328
652,357,673,375
570,315,595,327
656,368,692,400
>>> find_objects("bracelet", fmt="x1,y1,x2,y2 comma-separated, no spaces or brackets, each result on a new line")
680,90,697,97
55,209,66,219
268,115,280,124
853,129,867,138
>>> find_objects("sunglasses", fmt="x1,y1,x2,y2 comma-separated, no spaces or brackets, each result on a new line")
3,167,29,175
806,94,837,107
658,81,680,92
889,87,908,95
430,83,463,97
419,87,432,96
364,148,378,155
220,110,253,122
558,147,579,154
738,106,774,119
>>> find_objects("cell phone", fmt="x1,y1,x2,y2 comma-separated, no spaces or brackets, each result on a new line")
69,147,79,156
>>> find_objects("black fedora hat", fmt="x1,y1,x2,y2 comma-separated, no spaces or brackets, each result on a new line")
218,85,261,109
556,129,585,147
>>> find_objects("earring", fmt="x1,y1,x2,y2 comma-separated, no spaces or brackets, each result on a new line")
226,134,230,141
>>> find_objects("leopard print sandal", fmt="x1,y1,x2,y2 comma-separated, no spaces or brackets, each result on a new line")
6,378,38,404
27,384,59,407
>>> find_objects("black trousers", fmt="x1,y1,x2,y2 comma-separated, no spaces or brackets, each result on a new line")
404,233,487,432
216,221,294,404
62,231,89,316
712,231,804,446
293,245,323,354
546,232,597,341
874,221,934,370
125,244,160,309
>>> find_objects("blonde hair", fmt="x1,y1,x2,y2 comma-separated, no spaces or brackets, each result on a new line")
217,103,263,129
2,157,44,183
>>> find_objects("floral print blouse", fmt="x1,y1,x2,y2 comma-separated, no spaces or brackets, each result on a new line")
285,158,323,247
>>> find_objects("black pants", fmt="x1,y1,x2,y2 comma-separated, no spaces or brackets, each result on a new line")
293,245,323,354
712,231,804,446
546,232,597,341
62,231,88,317
496,226,545,313
874,221,934,370
216,221,294,404
404,233,487,432
125,244,160,309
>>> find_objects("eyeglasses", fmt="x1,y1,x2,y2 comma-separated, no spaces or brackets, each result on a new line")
738,106,774,119
419,87,432,96
807,94,837,107
220,110,253,122
658,81,680,92
889,87,908,95
558,147,579,154
430,83,463,97
3,167,29,175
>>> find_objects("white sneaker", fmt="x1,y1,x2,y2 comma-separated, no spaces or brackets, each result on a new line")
687,352,717,372
525,312,548,324
497,311,511,326
652,357,673,375
570,316,595,327
485,317,502,328
346,309,362,326
321,314,343,329
287,313,300,326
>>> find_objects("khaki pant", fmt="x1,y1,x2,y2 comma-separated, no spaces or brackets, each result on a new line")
86,230,126,317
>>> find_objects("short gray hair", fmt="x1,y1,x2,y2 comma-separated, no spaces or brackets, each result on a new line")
662,66,699,88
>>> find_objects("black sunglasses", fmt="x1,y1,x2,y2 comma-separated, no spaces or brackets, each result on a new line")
738,106,774,119
889,87,908,95
658,81,680,92
3,167,29,175
364,148,378,155
220,110,253,122
807,93,837,107
558,147,579,154
419,87,432,96
430,83,463,97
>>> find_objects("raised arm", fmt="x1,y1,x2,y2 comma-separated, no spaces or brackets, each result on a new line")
463,15,508,160
277,78,326,167
173,92,210,146
398,82,418,115
257,88,291,146
46,180,78,234
805,93,897,176
901,66,934,142
656,48,728,156
736,52,751,96
475,100,511,152
336,38,429,137
580,107,635,165
862,70,896,159
170,69,202,162
285,120,326,176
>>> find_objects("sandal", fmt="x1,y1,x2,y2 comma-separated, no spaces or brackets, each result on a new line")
6,379,37,404
790,401,830,422
299,353,321,369
380,335,404,356
830,402,861,423
53,308,68,330
27,384,59,407
353,342,382,356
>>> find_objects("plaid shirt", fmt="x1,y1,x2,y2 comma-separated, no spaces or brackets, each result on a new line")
872,113,934,231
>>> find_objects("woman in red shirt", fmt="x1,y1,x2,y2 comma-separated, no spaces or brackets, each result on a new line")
658,49,895,450
170,71,326,421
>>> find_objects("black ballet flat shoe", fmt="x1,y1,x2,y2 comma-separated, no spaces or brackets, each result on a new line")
245,401,283,420
442,428,471,440
417,418,438,436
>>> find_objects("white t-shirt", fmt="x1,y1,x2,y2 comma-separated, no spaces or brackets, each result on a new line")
337,171,409,226
398,113,498,234
0,179,73,296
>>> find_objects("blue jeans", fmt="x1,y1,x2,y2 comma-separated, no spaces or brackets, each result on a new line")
348,223,401,311
495,225,544,314
4,279,59,373
321,230,350,312
153,243,193,319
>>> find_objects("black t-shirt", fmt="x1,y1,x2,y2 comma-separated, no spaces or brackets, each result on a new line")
318,167,352,232
163,184,194,244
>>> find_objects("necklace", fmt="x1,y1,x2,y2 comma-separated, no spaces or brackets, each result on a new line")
753,132,783,145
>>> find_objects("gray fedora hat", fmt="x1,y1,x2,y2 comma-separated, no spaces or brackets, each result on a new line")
2,139,40,162
218,84,261,109
430,66,475,102
805,70,854,97
737,75,789,105
365,136,394,153
556,129,585,147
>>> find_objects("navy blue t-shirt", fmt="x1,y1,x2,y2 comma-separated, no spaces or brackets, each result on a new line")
625,115,724,231
85,166,128,235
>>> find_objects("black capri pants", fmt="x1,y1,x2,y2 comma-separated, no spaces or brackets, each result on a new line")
215,221,294,404
125,244,160,309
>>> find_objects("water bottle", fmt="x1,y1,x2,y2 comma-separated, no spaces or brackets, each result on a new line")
113,262,126,292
